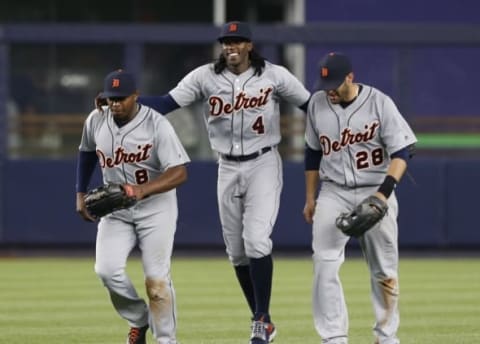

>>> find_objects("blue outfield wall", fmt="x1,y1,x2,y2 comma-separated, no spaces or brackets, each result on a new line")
2,158,480,248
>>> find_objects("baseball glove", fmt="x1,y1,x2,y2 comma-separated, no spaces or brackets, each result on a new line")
84,183,136,218
335,195,388,237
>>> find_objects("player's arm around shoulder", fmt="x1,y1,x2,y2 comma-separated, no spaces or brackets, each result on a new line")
270,64,310,105
169,64,211,107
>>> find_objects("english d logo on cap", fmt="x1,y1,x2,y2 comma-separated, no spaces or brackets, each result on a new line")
218,21,252,42
228,23,238,32
103,70,137,98
317,52,352,91
112,78,120,88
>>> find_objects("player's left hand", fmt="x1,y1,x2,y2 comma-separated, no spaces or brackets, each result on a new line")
95,92,108,113
76,193,96,222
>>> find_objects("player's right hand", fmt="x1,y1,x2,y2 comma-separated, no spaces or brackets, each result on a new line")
76,193,96,222
303,199,316,224
95,92,107,113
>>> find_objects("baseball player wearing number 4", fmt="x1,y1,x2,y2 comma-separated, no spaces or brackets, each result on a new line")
76,70,190,344
136,21,311,344
303,53,417,344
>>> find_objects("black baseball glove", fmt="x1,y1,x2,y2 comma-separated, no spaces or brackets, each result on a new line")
84,183,137,218
335,195,388,237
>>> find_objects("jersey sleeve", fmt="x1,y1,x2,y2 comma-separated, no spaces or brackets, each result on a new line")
304,93,322,151
154,119,191,171
379,95,417,155
274,65,311,107
138,94,180,115
169,65,207,107
78,109,101,152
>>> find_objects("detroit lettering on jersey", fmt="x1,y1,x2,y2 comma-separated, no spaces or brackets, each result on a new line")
208,87,273,116
97,144,153,168
320,121,379,155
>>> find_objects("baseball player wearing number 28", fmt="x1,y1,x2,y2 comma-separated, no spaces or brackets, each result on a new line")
138,21,311,344
303,53,417,344
76,70,190,344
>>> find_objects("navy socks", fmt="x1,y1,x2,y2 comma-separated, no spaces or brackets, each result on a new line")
234,255,273,322
250,255,273,322
234,264,256,314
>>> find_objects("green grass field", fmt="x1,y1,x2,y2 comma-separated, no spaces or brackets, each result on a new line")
1,255,479,344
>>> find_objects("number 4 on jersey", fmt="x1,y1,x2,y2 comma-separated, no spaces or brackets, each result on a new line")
252,115,265,134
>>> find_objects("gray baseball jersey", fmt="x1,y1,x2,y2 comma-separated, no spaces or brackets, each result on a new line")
169,61,310,264
79,104,189,343
170,61,310,155
80,105,190,189
305,84,417,187
305,84,416,344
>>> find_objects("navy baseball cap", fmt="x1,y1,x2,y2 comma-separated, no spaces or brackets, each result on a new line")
218,21,252,42
103,70,137,98
317,52,353,90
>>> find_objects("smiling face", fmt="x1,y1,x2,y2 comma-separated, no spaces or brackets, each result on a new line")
220,37,253,74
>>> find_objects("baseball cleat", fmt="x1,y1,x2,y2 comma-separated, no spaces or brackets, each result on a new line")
249,320,276,344
266,322,276,342
126,324,149,344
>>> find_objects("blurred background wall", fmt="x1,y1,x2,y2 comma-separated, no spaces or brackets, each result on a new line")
1,0,479,249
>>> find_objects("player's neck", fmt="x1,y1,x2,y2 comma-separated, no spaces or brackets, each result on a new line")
114,103,140,128
227,60,251,75
345,84,359,102
339,84,361,108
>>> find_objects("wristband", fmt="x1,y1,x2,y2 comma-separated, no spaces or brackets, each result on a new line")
304,144,322,170
377,175,397,199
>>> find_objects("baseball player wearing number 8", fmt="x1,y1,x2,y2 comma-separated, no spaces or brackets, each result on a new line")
136,21,311,344
303,52,417,344
76,70,190,344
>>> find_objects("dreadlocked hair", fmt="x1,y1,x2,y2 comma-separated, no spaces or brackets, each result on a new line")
214,49,266,76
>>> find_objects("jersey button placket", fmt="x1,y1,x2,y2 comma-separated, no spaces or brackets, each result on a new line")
115,131,121,147
340,114,354,186
232,79,242,155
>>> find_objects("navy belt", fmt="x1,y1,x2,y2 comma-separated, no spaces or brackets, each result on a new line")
222,146,272,162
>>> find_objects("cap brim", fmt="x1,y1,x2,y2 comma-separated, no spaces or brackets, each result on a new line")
317,78,345,91
218,35,251,42
102,91,132,98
